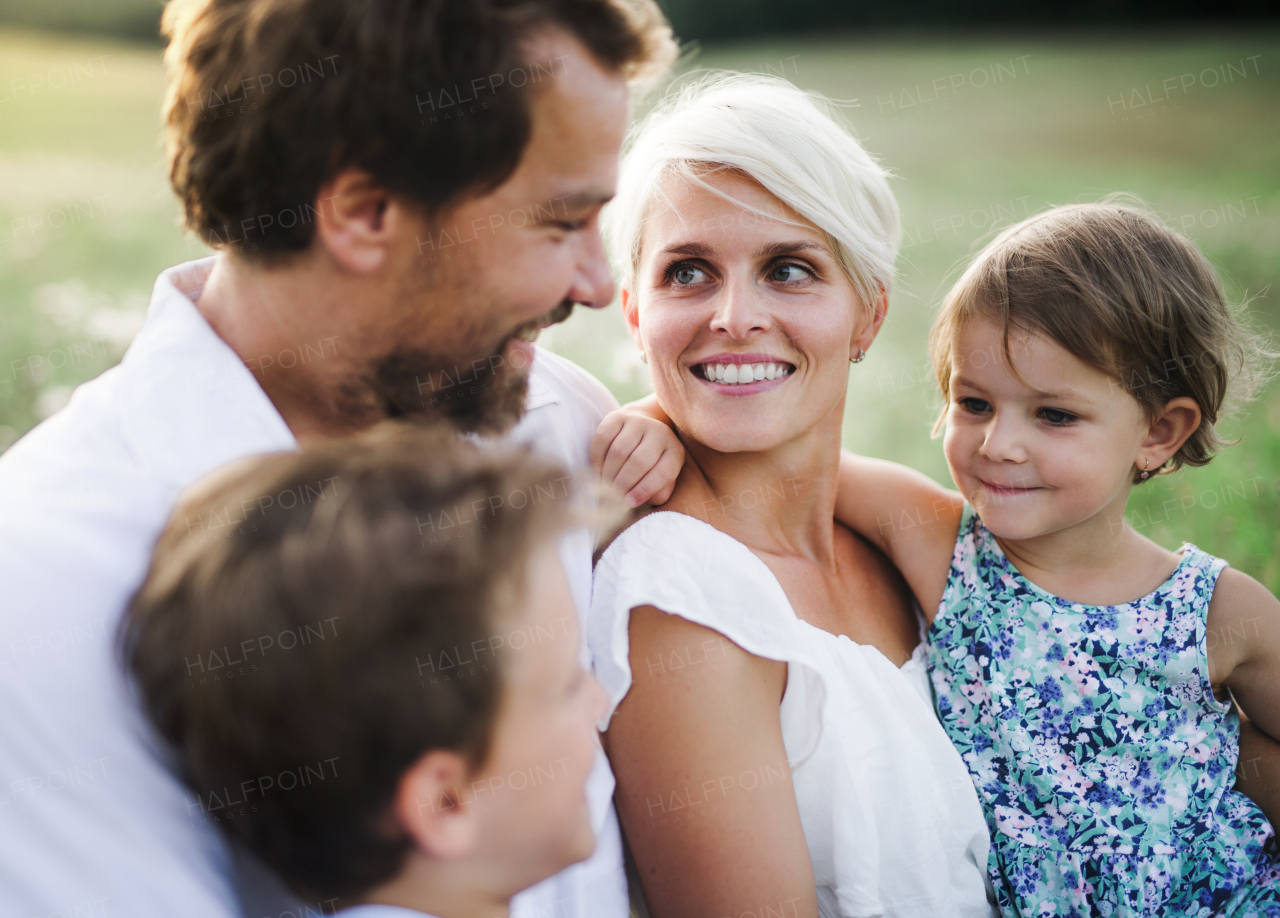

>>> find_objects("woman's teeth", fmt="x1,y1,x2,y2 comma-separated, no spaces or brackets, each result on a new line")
700,362,793,384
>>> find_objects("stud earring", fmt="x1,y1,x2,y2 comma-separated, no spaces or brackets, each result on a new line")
640,351,647,364
850,349,866,364
1140,458,1150,480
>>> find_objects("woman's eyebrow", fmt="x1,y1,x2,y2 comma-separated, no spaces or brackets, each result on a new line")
756,240,825,258
662,241,715,257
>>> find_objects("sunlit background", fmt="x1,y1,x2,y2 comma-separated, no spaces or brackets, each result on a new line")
1,2,1277,587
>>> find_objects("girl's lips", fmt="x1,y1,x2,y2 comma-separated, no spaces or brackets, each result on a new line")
978,478,1040,496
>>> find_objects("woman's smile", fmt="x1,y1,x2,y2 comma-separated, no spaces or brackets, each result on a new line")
691,352,796,394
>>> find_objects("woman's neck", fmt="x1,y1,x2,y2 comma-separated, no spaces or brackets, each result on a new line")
667,411,845,569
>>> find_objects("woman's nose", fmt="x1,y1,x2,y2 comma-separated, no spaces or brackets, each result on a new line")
708,277,771,338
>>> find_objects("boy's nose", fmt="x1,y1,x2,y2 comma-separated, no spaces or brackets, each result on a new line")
586,673,611,724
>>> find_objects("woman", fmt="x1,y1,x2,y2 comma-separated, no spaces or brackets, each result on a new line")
589,74,998,918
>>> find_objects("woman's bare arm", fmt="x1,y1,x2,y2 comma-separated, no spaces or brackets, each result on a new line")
604,606,818,918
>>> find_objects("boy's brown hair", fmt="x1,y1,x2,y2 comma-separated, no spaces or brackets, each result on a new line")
930,201,1274,482
121,423,579,902
162,0,677,260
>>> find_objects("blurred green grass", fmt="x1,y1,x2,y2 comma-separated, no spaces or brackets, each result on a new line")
2,26,1278,588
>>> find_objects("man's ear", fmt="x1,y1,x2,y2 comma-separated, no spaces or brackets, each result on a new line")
620,288,643,351
314,169,408,274
850,284,890,362
394,750,480,860
1137,396,1202,472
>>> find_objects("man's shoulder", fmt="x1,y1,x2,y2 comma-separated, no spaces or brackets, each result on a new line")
529,347,619,423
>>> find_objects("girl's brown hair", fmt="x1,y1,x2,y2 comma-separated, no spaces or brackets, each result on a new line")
930,201,1274,482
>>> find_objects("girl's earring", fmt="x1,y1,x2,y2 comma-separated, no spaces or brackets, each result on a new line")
640,351,647,364
850,349,866,364
1140,458,1150,480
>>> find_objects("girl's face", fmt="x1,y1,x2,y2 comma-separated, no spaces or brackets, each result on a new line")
624,170,877,454
942,316,1150,541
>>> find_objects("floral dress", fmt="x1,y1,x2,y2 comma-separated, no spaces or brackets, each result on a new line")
928,505,1280,917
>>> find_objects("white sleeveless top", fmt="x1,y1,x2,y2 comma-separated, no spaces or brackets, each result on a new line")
590,511,997,918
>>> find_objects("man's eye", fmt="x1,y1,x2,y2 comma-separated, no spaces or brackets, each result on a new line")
959,397,991,414
769,263,812,283
672,265,707,285
1040,407,1076,426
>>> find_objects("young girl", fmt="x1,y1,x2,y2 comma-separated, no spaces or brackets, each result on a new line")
831,202,1280,916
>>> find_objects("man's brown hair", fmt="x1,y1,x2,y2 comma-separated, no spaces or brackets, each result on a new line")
930,201,1274,482
162,0,677,259
121,423,579,902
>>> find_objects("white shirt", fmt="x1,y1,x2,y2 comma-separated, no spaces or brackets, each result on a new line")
591,511,999,918
0,257,628,918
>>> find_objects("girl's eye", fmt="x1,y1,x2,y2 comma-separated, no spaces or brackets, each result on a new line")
672,265,707,285
769,263,812,283
1040,407,1077,426
959,397,991,414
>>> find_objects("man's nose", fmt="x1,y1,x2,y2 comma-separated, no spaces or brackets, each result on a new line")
567,229,616,309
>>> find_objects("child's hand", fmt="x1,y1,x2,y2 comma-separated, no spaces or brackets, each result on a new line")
591,407,685,508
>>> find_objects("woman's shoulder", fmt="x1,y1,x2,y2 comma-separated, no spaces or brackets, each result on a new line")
594,508,784,608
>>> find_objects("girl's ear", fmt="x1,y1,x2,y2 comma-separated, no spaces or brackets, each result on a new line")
1138,396,1203,472
394,749,479,859
850,284,890,362
621,288,643,351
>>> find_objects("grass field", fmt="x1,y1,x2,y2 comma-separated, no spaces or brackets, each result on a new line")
2,26,1278,588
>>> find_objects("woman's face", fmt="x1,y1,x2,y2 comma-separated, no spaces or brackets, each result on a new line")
625,170,879,453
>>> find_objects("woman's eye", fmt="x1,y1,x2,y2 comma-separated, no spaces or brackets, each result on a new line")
769,263,812,283
1040,407,1076,426
672,265,707,285
959,397,991,414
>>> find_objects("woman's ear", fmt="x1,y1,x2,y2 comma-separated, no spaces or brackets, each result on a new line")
1137,396,1202,472
313,168,404,274
394,749,480,860
850,284,890,362
621,287,644,352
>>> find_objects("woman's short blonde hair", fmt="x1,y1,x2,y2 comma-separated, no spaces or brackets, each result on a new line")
604,72,901,314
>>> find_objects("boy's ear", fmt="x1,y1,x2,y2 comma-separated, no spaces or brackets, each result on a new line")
394,750,480,859
1138,396,1202,470
620,288,643,351
314,168,404,274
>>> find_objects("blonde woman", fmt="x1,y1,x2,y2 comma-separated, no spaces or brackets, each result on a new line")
589,74,998,918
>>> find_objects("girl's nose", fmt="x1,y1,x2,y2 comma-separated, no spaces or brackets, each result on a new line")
979,413,1029,464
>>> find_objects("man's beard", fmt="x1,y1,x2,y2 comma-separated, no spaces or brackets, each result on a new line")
339,300,575,436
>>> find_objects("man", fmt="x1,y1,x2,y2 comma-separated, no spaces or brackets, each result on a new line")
0,1,676,915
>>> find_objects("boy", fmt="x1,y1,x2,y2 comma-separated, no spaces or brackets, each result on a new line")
122,424,613,917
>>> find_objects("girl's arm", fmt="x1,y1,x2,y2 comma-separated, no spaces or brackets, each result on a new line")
1236,714,1280,828
591,395,684,508
1209,568,1280,744
834,451,964,620
603,606,818,918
